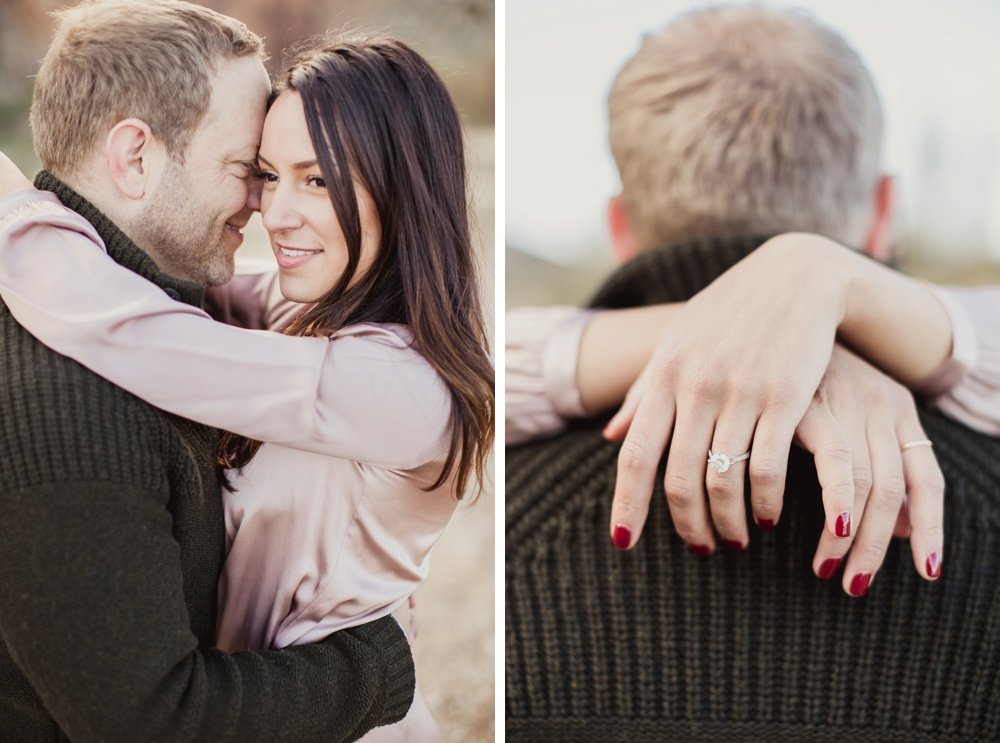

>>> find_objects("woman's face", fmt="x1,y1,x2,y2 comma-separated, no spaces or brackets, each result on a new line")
257,91,381,304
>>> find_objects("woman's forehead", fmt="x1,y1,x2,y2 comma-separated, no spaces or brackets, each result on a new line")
260,91,317,164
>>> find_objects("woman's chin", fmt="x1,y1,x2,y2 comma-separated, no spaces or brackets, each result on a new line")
276,275,326,305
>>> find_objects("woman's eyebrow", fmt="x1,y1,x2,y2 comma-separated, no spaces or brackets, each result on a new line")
256,153,318,169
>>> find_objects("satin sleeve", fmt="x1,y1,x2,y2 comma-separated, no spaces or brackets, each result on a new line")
0,190,451,469
915,284,1000,435
505,305,595,445
203,259,306,331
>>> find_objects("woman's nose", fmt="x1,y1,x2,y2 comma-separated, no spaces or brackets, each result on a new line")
261,183,302,233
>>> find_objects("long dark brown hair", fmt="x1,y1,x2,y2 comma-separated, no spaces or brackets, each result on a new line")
218,35,494,497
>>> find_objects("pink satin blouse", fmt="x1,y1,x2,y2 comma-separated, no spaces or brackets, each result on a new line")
0,190,457,656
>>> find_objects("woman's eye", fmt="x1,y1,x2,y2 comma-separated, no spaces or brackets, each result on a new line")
256,170,278,183
306,175,326,189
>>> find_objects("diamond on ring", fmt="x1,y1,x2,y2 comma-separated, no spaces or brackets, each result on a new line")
708,449,750,475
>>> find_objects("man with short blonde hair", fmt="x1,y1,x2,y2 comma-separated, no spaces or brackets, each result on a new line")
29,0,269,286
607,6,888,260
31,0,264,178
0,2,414,740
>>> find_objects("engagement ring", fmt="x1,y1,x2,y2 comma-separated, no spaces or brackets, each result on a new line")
707,448,750,474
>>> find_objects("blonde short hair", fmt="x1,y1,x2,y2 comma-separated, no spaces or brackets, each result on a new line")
30,0,265,178
608,6,883,249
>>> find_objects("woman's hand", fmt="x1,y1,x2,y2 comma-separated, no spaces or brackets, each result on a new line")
796,346,943,594
406,593,419,640
607,345,944,594
603,236,853,553
0,152,33,197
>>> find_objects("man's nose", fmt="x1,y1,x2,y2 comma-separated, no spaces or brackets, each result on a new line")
245,175,262,212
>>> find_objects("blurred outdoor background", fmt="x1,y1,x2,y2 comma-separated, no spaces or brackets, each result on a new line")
508,0,1000,308
0,1,494,741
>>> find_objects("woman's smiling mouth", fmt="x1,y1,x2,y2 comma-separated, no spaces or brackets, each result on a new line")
275,245,324,269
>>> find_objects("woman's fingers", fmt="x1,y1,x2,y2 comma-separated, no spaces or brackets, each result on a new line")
663,401,718,553
893,497,911,539
407,594,419,639
808,414,873,579
0,152,33,196
841,420,906,597
793,402,857,541
603,365,647,441
609,379,677,550
705,407,757,550
747,411,798,531
898,430,945,581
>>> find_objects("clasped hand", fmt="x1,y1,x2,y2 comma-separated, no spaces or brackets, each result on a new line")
603,237,944,596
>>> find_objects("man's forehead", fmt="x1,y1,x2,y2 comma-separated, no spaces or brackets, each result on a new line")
202,58,269,128
175,56,267,161
226,142,261,161
195,111,262,155
198,101,266,154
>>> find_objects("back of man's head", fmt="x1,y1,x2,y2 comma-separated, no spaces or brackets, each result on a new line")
30,0,265,180
608,5,883,252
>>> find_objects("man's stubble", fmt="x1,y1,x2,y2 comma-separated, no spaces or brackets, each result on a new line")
135,161,232,287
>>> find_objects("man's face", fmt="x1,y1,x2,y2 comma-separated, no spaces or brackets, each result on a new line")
136,56,270,286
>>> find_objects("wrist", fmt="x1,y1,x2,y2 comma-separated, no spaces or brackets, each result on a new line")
760,232,854,325
0,153,33,197
838,244,897,343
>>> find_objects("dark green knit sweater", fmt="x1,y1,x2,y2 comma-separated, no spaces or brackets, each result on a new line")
506,236,1000,742
0,173,414,742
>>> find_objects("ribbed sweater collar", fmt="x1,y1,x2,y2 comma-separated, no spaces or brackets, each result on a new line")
588,234,772,309
34,171,205,308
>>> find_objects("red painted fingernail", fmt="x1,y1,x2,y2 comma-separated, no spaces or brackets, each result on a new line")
758,518,775,531
688,544,712,557
926,551,942,579
835,511,851,538
818,557,842,580
849,571,873,597
612,524,631,550
723,539,744,552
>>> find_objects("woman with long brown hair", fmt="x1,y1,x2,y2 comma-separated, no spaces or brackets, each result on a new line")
0,34,492,740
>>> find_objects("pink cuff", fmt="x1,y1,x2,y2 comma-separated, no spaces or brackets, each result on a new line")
914,285,978,397
542,309,596,419
505,306,595,445
916,284,1000,435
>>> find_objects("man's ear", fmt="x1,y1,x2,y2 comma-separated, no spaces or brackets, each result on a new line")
104,119,161,200
608,194,640,264
861,175,894,262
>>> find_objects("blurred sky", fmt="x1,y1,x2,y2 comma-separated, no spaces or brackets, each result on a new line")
507,0,1000,268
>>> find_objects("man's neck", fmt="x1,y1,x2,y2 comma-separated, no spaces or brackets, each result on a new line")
591,234,774,310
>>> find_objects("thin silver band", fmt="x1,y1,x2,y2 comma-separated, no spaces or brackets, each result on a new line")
901,439,933,452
